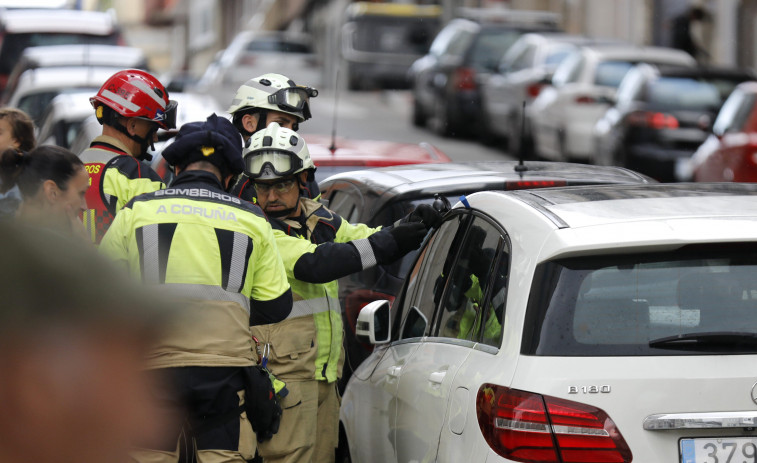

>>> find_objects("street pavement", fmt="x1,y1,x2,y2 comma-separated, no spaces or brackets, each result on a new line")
301,90,512,162
208,87,512,163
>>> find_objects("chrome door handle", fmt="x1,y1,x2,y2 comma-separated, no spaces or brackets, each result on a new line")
388,366,402,378
428,371,446,385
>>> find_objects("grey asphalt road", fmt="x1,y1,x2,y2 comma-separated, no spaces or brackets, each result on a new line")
205,86,512,162
287,90,512,163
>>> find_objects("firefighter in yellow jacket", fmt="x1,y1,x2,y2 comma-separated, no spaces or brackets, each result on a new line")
241,123,441,463
100,114,292,463
81,69,177,244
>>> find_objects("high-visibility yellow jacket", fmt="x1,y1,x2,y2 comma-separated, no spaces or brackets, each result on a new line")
80,135,165,244
100,170,292,369
252,198,404,383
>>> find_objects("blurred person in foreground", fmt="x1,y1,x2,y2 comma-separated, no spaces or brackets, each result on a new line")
243,123,438,463
0,145,89,238
0,107,35,218
81,69,177,244
0,221,174,463
228,73,322,201
100,114,292,463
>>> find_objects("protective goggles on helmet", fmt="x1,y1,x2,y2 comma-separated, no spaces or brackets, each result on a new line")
157,100,179,130
267,87,318,113
245,149,304,179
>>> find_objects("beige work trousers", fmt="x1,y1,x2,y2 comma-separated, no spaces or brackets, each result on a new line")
258,380,339,463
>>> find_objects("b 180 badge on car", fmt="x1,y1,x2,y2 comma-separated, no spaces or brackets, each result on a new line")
568,385,611,394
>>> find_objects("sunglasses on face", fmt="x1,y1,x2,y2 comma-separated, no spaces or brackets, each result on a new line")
253,178,297,195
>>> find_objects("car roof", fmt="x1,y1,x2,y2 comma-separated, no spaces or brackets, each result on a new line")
18,45,145,69
0,8,116,34
320,161,652,198
581,45,695,65
518,32,614,46
502,182,757,229
303,135,451,167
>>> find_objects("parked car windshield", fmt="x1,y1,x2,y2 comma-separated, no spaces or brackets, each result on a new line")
0,32,120,74
646,77,721,110
522,244,757,356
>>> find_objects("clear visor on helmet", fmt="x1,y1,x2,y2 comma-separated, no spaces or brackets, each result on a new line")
267,87,318,112
245,149,304,179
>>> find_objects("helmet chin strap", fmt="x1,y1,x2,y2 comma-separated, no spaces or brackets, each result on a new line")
114,120,155,161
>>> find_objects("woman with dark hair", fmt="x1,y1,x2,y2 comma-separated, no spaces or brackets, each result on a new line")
0,108,36,218
0,145,89,237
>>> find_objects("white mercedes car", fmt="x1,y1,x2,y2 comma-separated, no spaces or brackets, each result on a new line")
340,182,757,463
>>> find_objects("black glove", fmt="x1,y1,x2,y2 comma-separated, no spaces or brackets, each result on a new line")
243,365,282,442
408,204,443,229
389,222,428,255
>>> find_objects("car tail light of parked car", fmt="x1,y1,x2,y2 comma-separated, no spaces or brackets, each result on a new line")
454,67,477,91
526,82,545,98
627,110,680,130
574,95,598,104
476,384,633,463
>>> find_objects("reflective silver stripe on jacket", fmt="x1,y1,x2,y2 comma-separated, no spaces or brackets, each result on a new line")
286,296,341,320
164,283,251,314
352,238,377,270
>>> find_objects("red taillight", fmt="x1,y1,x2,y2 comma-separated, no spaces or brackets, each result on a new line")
627,111,679,130
476,385,632,463
506,180,567,190
454,67,477,91
526,82,544,98
574,95,597,104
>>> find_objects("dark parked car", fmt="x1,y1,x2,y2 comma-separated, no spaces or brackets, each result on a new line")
320,161,653,389
342,2,441,90
408,12,560,137
593,64,754,181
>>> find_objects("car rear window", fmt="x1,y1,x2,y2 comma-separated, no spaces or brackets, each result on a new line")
646,77,721,111
594,60,634,88
350,16,439,55
467,28,524,71
522,244,757,356
245,39,311,54
0,32,120,74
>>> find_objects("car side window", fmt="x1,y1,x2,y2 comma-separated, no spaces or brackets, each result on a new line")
398,214,468,340
434,217,507,346
325,182,363,223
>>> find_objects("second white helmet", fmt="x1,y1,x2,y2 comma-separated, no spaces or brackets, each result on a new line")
227,73,318,123
243,122,315,180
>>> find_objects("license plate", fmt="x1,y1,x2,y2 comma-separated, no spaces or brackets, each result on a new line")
681,437,757,463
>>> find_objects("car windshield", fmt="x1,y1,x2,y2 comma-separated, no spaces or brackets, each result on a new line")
594,60,634,88
646,77,722,111
18,86,98,124
522,244,757,356
0,32,120,74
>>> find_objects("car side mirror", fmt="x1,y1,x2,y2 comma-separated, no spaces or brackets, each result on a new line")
355,300,391,345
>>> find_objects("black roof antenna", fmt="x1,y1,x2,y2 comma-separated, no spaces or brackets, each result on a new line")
514,100,528,173
328,64,341,155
